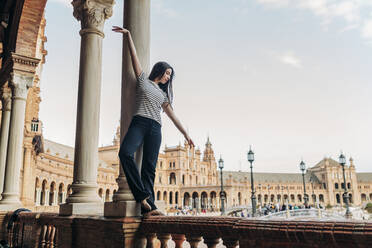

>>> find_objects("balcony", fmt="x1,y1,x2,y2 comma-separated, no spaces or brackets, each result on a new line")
1,211,371,247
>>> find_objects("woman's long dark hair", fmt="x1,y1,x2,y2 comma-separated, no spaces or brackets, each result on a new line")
148,61,174,106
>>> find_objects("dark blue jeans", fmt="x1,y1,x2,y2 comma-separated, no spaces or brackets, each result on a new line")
118,115,161,211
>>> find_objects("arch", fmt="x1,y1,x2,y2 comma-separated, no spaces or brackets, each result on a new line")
297,194,302,203
319,194,324,203
105,189,110,202
347,182,351,189
270,194,275,203
163,191,168,203
41,179,48,206
34,178,40,203
184,192,191,206
283,194,288,203
341,183,345,189
98,188,103,199
201,191,208,209
277,194,281,203
8,0,48,57
169,191,173,204
58,183,64,204
169,172,176,185
290,194,295,203
238,192,242,205
335,183,339,189
157,191,161,201
348,193,353,204
336,193,341,204
182,174,185,185
361,193,367,202
67,184,72,196
264,194,268,203
192,192,199,209
175,191,179,205
311,194,316,203
210,191,217,209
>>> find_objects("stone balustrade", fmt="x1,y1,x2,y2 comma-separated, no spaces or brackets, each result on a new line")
0,212,372,247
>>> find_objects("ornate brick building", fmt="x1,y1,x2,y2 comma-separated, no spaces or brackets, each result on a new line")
11,121,372,212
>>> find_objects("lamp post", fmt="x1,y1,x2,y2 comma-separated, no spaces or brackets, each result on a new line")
339,153,352,218
299,160,308,207
247,147,256,217
219,156,225,216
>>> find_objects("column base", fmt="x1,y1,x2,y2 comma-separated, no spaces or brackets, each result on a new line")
0,202,22,212
104,201,140,217
59,202,103,216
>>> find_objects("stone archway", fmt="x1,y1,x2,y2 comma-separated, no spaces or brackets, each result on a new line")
192,192,199,209
183,192,191,207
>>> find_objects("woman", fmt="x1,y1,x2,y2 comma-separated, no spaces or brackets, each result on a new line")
112,26,194,216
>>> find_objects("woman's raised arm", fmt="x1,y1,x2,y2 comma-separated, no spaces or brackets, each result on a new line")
112,26,142,78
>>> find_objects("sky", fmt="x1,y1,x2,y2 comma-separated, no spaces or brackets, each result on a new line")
40,0,372,173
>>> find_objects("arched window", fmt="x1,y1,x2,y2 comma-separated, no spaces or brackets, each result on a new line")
335,183,339,189
347,183,351,189
336,194,340,204
169,173,176,185
157,191,161,200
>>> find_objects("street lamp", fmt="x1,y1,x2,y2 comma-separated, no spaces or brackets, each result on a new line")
247,147,256,217
339,152,352,218
299,160,308,207
218,156,225,215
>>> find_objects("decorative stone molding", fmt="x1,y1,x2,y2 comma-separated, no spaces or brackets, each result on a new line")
0,53,40,86
72,0,115,32
1,87,12,111
10,73,33,101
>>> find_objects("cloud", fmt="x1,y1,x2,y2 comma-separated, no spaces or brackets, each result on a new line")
254,0,372,42
279,52,302,68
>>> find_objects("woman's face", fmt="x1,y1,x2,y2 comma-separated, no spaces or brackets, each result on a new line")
159,68,172,84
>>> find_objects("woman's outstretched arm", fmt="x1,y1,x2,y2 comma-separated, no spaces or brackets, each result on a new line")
112,26,142,78
163,104,195,147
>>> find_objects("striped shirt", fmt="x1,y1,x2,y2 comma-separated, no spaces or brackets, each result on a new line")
133,72,169,125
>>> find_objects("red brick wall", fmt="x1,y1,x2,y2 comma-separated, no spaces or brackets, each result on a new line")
15,0,47,57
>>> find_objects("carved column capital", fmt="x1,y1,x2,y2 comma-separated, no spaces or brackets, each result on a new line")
9,73,33,101
72,0,115,34
1,87,12,111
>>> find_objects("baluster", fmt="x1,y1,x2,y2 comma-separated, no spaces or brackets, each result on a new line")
46,225,52,247
186,235,202,248
203,236,220,248
40,225,47,248
146,233,156,248
158,233,171,248
171,234,186,248
49,226,56,248
223,238,239,248
53,227,58,248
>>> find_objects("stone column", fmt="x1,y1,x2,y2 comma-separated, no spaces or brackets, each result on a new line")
44,190,50,206
53,191,58,206
0,74,33,211
0,87,12,197
21,145,34,206
35,188,41,206
60,0,115,216
104,0,150,217
62,192,67,204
